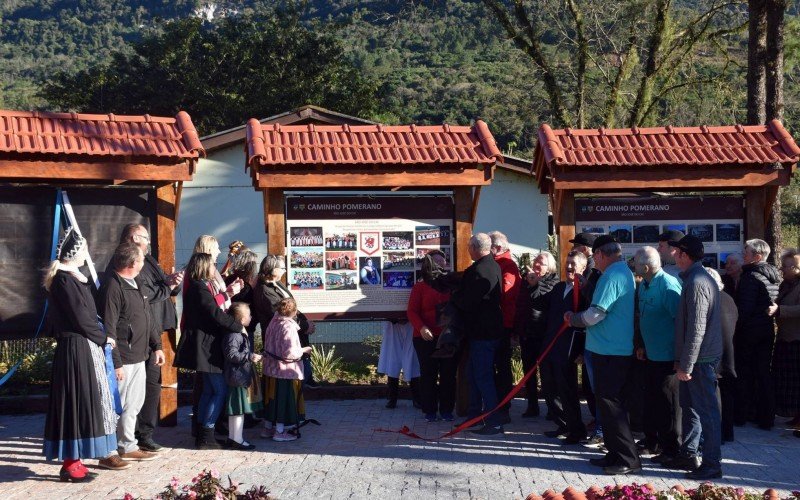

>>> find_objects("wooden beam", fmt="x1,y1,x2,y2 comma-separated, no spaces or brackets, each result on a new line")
266,189,286,257
0,160,192,182
256,169,491,188
552,168,790,190
453,187,474,273
555,190,576,279
154,184,178,427
765,185,780,226
745,187,767,240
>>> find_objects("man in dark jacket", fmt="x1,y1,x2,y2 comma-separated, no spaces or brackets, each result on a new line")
734,238,780,430
452,233,505,435
99,242,163,464
117,223,182,453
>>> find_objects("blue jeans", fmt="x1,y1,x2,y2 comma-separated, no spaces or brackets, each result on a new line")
583,351,602,431
467,339,501,426
198,372,228,428
679,361,722,469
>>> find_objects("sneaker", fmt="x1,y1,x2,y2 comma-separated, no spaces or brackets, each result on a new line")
137,438,163,453
119,449,158,461
440,413,454,422
260,427,275,439
273,431,298,442
98,455,132,470
469,424,504,435
425,413,440,422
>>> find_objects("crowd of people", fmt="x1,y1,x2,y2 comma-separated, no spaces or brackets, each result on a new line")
383,234,413,250
42,226,319,482
41,222,800,484
290,250,323,268
290,271,323,289
325,253,355,271
380,229,800,481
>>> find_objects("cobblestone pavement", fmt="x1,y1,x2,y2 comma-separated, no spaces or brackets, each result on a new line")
1,399,799,499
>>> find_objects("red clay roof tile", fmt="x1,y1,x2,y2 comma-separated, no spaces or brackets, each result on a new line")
0,110,204,161
537,119,800,169
246,120,503,168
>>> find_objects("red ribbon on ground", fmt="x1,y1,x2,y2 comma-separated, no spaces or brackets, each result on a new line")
376,274,581,441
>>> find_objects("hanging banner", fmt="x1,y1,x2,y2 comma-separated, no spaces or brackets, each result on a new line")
285,194,454,319
575,196,745,271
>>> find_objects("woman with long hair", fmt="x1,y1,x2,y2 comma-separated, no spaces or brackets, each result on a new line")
175,253,244,449
42,228,123,481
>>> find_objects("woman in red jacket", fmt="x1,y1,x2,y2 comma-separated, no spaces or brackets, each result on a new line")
409,250,456,422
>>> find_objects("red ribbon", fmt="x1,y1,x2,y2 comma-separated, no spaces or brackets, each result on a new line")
376,274,581,441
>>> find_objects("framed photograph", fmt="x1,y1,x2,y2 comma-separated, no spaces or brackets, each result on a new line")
289,227,323,248
289,270,323,290
608,224,633,243
383,271,415,289
383,251,415,271
324,232,357,251
325,251,356,271
325,271,357,290
688,224,714,242
415,226,451,246
359,256,382,285
662,224,687,234
701,253,718,269
382,231,414,251
633,225,660,244
716,223,742,242
290,247,323,269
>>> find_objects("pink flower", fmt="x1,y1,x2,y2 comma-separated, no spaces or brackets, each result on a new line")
211,468,220,479
123,494,134,500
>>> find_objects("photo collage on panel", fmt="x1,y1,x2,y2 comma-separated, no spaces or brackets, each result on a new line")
288,227,324,290
579,220,743,272
324,231,358,290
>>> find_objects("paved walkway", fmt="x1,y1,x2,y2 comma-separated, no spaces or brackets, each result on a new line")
1,399,798,499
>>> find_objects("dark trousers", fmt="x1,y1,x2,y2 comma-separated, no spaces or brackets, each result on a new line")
493,333,514,412
719,377,735,441
679,362,722,469
540,358,585,437
643,360,681,456
519,335,541,410
627,358,647,434
467,338,501,425
414,337,458,415
734,337,775,428
582,364,596,418
591,352,640,468
135,350,161,441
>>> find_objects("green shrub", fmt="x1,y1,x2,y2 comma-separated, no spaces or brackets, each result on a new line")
309,344,343,383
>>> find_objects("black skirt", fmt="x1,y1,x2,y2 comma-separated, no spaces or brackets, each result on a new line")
42,335,117,461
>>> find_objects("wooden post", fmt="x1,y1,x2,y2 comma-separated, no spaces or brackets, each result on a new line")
556,190,576,279
453,186,475,416
155,183,178,426
266,189,286,257
746,187,767,240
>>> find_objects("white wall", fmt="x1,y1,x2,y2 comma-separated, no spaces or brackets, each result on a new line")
473,167,550,259
176,144,268,269
178,149,550,269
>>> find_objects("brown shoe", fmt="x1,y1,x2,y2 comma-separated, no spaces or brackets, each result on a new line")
98,455,132,470
119,449,158,461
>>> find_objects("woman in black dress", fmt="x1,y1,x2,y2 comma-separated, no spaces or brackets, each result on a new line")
42,228,120,482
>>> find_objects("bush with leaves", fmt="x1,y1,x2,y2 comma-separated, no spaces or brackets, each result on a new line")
309,344,343,383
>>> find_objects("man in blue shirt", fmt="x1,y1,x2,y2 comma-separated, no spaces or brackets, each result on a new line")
566,235,639,475
634,246,682,463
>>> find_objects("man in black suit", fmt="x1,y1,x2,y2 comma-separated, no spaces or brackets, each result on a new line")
540,250,589,444
452,233,505,435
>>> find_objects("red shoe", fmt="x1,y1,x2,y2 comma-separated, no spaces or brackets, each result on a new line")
60,461,90,483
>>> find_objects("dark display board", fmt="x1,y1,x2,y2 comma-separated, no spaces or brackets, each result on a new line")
0,186,154,339
285,194,454,319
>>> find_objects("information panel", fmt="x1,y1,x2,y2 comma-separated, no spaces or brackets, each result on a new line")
285,194,454,318
574,196,745,270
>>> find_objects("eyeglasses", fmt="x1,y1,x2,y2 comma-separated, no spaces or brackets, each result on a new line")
136,233,150,242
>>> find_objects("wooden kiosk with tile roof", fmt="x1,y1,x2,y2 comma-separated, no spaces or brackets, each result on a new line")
533,120,800,273
245,119,503,275
0,109,204,426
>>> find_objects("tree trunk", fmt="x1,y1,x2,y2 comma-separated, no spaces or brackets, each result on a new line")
747,0,768,125
765,0,786,265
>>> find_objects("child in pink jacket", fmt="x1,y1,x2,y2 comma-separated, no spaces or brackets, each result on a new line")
262,298,311,442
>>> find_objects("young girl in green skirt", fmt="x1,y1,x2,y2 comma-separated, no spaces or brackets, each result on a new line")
223,302,262,450
262,298,312,442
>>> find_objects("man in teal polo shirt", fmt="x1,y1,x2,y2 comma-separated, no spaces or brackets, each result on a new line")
566,235,639,475
634,246,682,463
